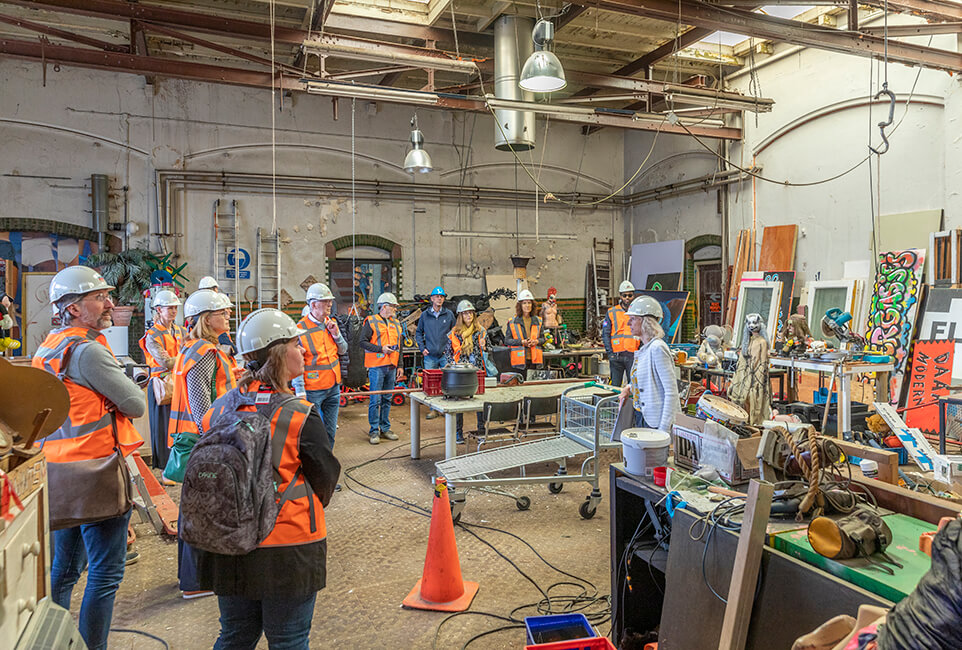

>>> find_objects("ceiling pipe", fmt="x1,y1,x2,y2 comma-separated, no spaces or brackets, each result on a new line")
493,15,536,152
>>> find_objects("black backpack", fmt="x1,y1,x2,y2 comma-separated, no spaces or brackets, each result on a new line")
179,390,312,555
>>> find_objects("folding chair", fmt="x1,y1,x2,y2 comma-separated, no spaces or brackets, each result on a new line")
522,395,559,437
471,400,522,450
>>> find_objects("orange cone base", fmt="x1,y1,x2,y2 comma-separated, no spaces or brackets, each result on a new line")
402,578,479,612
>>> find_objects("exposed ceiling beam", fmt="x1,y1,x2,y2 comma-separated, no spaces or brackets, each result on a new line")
572,0,962,72
860,21,962,36
130,19,147,56
427,0,453,26
475,1,512,32
859,0,962,22
556,5,589,29
325,13,491,48
0,10,128,51
0,36,304,89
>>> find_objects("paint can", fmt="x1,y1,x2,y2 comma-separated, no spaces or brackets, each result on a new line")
621,428,670,478
860,459,879,479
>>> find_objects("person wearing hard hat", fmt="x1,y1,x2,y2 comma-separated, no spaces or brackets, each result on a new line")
360,292,404,444
445,300,487,443
195,276,237,355
196,308,339,649
618,296,680,434
504,289,545,378
603,280,639,387
297,283,347,451
33,266,146,650
139,290,187,470
415,285,455,419
166,289,239,599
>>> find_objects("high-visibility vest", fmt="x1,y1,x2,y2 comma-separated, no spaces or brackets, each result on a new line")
297,316,341,391
448,329,464,362
607,306,639,353
506,317,543,369
363,315,402,368
168,338,237,446
202,382,326,547
138,322,187,377
32,327,143,463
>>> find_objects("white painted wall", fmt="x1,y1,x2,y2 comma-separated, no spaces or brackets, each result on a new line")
625,14,962,292
0,59,622,300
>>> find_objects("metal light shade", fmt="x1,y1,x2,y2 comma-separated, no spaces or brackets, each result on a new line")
403,127,433,173
519,50,566,92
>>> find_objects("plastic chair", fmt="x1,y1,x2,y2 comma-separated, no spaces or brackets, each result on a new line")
472,400,522,450
522,395,559,437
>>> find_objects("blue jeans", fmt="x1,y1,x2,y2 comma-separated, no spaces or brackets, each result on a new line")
633,409,650,428
178,511,201,592
306,385,340,449
214,593,317,650
367,366,396,434
51,509,132,650
423,354,445,370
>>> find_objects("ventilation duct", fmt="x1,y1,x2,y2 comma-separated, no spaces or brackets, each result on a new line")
91,174,109,249
493,15,535,152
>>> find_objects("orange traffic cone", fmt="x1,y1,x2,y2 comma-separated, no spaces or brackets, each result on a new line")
402,478,479,612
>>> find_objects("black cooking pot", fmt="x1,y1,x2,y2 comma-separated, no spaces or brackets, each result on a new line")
441,363,479,398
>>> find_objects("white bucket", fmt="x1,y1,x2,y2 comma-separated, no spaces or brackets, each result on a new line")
621,428,670,478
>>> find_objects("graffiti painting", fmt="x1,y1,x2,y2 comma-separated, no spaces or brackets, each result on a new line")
865,248,926,402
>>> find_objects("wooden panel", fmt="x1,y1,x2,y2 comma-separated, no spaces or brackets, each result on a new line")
757,225,798,273
726,230,751,328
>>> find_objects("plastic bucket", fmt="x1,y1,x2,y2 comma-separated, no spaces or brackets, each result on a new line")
621,428,670,478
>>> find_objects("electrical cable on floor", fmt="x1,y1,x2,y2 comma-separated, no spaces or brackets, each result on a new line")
110,628,170,648
340,440,611,648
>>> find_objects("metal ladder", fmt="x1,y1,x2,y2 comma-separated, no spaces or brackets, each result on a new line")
213,199,241,331
592,238,613,318
257,226,281,309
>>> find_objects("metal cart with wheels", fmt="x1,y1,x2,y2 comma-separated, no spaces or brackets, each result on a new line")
435,382,622,521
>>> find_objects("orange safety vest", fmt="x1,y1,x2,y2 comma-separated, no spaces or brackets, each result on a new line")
297,316,342,391
363,315,402,368
168,338,238,445
138,322,187,377
607,306,639,353
506,317,543,369
448,329,464,363
202,382,326,547
32,327,143,463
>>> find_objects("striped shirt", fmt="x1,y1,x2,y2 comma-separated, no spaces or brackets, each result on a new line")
629,338,681,434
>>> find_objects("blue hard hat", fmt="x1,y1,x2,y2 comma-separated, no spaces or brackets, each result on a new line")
430,286,446,296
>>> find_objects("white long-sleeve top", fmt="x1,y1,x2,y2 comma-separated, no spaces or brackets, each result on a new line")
629,337,681,434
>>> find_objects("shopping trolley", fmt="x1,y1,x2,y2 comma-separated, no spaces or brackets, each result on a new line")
435,382,623,521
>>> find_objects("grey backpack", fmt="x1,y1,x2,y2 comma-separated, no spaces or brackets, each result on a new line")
180,390,310,555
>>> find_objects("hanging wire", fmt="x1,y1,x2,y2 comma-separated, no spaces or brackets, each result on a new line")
449,0,461,60
269,0,277,235
351,97,357,313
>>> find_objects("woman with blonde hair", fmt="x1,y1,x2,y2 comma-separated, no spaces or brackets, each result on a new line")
195,308,339,649
445,300,486,443
618,296,680,434
166,289,238,599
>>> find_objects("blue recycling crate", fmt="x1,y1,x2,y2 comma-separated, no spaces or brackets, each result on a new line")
813,387,838,405
525,614,596,646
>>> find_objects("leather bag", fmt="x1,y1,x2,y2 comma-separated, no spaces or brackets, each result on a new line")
808,506,903,574
47,414,133,531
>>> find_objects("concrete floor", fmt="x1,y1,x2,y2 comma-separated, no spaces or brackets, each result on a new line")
90,402,615,649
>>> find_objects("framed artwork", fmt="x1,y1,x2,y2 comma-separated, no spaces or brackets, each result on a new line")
806,280,857,346
635,290,689,343
733,281,781,349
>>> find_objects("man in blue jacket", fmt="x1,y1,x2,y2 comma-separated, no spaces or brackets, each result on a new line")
416,286,455,419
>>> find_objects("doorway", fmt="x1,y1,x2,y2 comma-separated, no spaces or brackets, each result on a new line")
696,261,723,331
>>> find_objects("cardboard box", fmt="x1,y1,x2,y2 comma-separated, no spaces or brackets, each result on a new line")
671,412,761,485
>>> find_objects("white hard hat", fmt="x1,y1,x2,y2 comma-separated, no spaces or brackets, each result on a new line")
626,295,663,320
517,289,535,302
377,292,399,306
619,281,636,294
152,290,181,308
457,299,476,314
49,266,115,304
301,305,311,317
184,289,233,318
306,283,335,303
198,276,219,290
236,308,299,356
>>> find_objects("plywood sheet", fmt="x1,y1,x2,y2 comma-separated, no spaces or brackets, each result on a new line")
879,210,942,254
757,225,797,273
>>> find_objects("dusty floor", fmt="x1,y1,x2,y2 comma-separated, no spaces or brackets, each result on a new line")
83,401,615,649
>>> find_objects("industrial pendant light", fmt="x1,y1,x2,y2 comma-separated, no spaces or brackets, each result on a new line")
519,19,566,93
402,115,433,174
